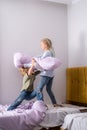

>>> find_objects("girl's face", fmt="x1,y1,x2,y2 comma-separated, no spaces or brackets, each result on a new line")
40,41,48,50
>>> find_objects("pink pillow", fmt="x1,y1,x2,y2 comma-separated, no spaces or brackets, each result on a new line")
13,52,62,70
34,57,62,70
14,52,32,68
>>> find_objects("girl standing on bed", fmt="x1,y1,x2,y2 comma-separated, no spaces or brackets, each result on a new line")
28,38,58,107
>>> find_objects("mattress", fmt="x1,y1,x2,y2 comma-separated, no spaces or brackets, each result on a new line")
39,106,76,128
0,102,87,130
39,104,87,128
61,112,87,130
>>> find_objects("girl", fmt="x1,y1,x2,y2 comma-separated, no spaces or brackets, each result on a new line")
28,38,58,107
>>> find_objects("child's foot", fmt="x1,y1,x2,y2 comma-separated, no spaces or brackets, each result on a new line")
45,104,48,110
53,104,63,107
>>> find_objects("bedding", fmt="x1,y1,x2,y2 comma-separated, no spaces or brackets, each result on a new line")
0,102,86,130
39,106,80,128
39,104,87,129
0,101,47,130
13,52,62,70
61,112,87,130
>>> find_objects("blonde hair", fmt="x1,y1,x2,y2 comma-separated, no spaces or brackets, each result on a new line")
41,38,55,56
41,38,52,49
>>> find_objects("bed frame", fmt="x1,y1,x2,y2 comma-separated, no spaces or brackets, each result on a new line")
66,66,87,106
59,66,87,130
40,126,60,130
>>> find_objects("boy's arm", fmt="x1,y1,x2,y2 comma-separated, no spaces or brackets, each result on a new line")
28,59,35,75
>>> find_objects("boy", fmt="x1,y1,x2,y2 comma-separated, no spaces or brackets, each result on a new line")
7,67,40,111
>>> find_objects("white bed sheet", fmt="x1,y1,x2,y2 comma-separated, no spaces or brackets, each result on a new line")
61,112,87,130
39,106,80,128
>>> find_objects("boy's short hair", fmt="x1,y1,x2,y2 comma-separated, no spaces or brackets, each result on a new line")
19,66,29,73
21,66,29,69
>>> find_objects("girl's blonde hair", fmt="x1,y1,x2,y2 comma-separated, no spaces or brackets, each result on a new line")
41,38,52,49
41,38,55,56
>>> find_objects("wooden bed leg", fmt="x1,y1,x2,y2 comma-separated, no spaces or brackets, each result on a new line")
60,128,64,130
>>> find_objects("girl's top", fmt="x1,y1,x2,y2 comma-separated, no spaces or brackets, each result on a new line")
38,50,54,77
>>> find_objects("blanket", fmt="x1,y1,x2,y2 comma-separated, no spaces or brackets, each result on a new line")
14,52,62,70
0,101,47,130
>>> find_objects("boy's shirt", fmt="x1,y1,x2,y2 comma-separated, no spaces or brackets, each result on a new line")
21,70,40,92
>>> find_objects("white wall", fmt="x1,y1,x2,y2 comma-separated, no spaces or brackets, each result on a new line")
68,0,87,67
0,0,68,105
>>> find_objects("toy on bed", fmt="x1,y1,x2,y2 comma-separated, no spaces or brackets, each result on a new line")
13,52,62,70
0,100,47,130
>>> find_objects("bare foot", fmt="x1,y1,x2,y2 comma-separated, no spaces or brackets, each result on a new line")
54,104,63,107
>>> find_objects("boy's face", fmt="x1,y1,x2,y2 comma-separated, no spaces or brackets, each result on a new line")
19,67,34,76
18,67,26,76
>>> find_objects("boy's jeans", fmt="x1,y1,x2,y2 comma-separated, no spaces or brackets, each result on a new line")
7,90,35,111
7,76,57,111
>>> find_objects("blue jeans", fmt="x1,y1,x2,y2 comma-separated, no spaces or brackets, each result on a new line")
7,90,36,111
7,76,56,111
36,76,57,104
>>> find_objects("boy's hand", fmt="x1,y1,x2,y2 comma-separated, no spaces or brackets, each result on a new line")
28,58,35,75
28,67,33,75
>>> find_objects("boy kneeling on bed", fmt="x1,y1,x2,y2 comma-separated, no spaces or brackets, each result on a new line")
7,66,40,111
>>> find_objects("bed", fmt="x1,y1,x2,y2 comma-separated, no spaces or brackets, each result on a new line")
61,112,87,130
0,102,87,130
38,103,87,130
60,66,87,130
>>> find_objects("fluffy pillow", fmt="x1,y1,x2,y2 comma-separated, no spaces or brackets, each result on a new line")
14,52,32,68
13,52,62,70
